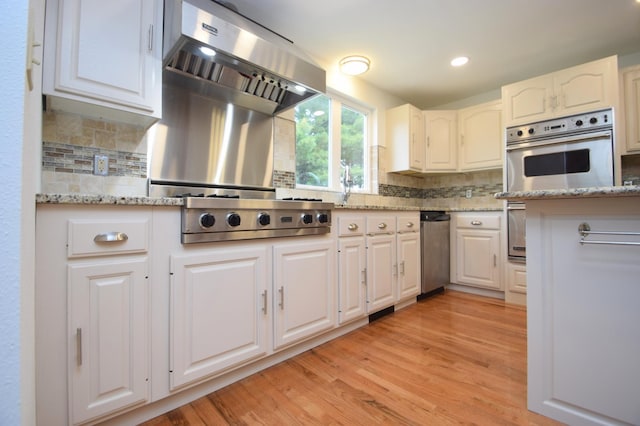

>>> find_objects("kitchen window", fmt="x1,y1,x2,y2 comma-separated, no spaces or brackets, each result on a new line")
294,92,370,192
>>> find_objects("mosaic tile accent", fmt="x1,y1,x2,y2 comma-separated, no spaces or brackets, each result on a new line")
379,182,504,199
622,153,640,185
42,141,147,178
273,170,295,188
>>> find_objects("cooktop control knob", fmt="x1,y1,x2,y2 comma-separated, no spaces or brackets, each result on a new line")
590,117,598,124
227,212,241,227
199,213,216,228
517,130,523,137
528,128,535,134
317,213,329,224
302,213,313,225
576,119,583,126
258,212,271,226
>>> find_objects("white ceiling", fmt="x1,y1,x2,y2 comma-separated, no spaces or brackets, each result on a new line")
224,0,640,108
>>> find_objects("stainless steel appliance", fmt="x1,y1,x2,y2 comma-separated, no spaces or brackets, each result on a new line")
419,211,450,297
181,196,332,243
148,0,326,199
505,108,615,261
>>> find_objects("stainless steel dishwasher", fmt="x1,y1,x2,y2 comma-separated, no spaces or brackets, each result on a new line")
419,211,450,298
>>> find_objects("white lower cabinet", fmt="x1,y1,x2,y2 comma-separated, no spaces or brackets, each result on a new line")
169,246,269,390
396,214,421,301
527,197,640,425
36,205,151,425
273,240,336,350
451,212,502,291
336,216,367,324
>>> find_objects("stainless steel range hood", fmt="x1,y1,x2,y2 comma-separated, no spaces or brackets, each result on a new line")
163,0,326,115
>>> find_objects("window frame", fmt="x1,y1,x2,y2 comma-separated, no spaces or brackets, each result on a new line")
295,90,373,193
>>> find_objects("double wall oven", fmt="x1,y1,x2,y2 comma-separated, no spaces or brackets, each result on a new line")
505,109,615,262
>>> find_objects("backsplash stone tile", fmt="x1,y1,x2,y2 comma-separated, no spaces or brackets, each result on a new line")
622,154,640,185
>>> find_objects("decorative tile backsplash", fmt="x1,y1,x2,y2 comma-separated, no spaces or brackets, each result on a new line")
622,154,640,184
42,142,146,177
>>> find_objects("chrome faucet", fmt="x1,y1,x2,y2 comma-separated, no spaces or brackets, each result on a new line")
341,161,353,204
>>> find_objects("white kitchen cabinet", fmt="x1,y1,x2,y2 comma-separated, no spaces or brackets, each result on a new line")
451,212,502,290
424,110,458,172
505,261,526,306
622,65,640,152
35,205,151,425
43,0,163,125
502,55,618,126
169,246,269,390
336,216,367,324
365,214,397,312
273,239,336,350
457,100,503,171
526,197,640,425
396,214,421,301
387,104,426,173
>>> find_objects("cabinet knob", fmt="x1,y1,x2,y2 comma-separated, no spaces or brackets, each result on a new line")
348,223,359,231
377,222,387,230
471,220,482,226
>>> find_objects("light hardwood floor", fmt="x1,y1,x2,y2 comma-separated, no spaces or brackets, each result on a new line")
141,290,563,425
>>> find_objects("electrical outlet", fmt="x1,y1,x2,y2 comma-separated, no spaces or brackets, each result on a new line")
624,180,634,186
94,155,109,176
465,189,472,198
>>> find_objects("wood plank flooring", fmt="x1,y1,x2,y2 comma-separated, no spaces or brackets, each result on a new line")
141,290,563,425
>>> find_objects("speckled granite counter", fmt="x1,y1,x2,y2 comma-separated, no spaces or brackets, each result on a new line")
36,193,503,212
36,193,184,206
494,186,640,201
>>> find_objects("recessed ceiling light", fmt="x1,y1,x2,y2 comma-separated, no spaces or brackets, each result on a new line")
339,56,371,76
451,56,469,67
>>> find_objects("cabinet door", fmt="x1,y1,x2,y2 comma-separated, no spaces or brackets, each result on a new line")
502,74,554,126
170,247,268,390
409,105,426,171
623,66,640,152
338,237,367,324
387,104,425,172
555,56,617,116
424,110,457,171
396,232,420,301
455,229,500,289
458,101,503,171
68,257,149,424
366,234,396,312
273,240,336,350
45,0,162,116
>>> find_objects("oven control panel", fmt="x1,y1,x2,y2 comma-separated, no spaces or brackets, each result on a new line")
506,109,612,144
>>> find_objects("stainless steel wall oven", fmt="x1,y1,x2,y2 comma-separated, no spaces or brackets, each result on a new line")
505,109,615,261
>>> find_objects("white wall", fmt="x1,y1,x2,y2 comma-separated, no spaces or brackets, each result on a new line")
0,0,29,425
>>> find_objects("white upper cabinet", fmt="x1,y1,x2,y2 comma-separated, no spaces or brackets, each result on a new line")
424,110,457,172
502,56,618,126
622,65,640,152
457,100,503,171
43,0,163,125
387,104,426,173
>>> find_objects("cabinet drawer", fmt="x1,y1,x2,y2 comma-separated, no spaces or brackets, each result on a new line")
366,215,397,235
337,216,366,237
396,214,419,234
456,214,501,230
68,218,149,257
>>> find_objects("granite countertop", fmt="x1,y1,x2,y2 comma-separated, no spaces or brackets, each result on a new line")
36,193,503,212
495,186,640,201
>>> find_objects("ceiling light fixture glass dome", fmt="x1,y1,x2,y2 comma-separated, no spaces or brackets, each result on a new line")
339,56,371,76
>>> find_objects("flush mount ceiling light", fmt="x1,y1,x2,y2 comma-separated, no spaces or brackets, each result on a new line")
451,56,469,67
339,56,370,76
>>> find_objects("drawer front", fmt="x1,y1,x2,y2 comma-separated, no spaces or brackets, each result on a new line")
337,216,366,237
456,214,501,230
68,218,149,257
366,215,397,235
397,214,419,234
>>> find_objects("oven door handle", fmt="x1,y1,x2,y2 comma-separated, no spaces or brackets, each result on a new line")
507,204,525,211
506,131,611,151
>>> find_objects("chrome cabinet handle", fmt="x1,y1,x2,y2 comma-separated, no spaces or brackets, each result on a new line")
377,222,387,230
578,222,640,246
262,290,268,315
76,328,82,367
348,223,359,231
94,232,128,243
405,221,415,228
278,286,284,309
400,261,405,275
362,268,366,285
471,220,482,226
493,254,497,267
